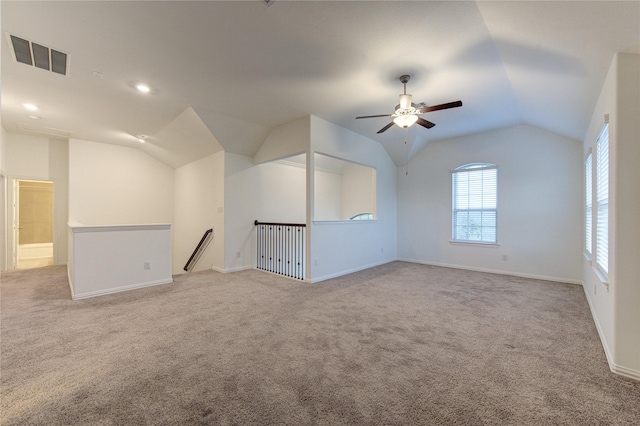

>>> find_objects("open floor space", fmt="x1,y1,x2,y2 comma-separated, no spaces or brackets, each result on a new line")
2,263,639,425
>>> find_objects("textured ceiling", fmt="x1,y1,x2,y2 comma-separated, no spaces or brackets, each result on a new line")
2,1,639,167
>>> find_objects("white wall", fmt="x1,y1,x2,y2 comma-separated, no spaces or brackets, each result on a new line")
583,56,616,368
611,53,639,377
68,139,173,225
49,139,69,266
173,152,225,274
3,133,50,176
253,116,309,164
224,153,306,272
0,127,6,271
583,53,640,380
309,116,397,282
341,163,376,220
398,124,582,284
1,132,69,269
0,127,6,171
68,223,172,299
314,169,342,221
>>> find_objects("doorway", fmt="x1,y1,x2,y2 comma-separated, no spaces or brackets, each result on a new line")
14,179,54,269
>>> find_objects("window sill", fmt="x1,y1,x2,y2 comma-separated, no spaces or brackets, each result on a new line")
449,240,500,248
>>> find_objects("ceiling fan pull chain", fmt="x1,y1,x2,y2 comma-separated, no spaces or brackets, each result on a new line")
404,129,410,176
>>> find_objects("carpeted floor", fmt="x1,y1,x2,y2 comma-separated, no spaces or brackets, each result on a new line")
1,262,639,425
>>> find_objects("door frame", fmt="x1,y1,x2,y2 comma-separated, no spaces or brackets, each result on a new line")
6,175,57,270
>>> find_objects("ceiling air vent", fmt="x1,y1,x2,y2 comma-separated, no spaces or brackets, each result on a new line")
8,34,68,76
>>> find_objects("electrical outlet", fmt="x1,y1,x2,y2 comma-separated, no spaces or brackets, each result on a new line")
502,254,508,261
236,252,241,258
144,262,151,270
314,258,318,266
381,247,384,253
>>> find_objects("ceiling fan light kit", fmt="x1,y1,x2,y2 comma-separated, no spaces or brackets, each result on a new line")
393,114,418,128
356,74,462,134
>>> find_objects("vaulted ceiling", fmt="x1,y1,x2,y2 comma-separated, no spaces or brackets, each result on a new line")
2,1,639,167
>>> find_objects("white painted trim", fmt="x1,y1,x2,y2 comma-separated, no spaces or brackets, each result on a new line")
212,265,254,274
398,258,583,285
308,259,395,284
71,278,173,300
583,284,615,367
449,241,500,248
582,285,640,382
69,223,171,233
611,364,640,382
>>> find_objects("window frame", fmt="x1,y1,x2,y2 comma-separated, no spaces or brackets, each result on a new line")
595,123,609,280
451,163,498,245
585,151,593,259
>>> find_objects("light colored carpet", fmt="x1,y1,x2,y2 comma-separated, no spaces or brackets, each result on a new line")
1,262,639,425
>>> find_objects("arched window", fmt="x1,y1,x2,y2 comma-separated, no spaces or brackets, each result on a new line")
349,213,373,220
451,163,497,243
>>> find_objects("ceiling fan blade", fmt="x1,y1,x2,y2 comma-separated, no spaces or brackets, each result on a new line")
356,113,393,119
419,100,463,113
377,122,395,134
417,117,436,129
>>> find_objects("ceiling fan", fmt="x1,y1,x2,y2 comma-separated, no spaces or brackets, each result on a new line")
356,75,462,134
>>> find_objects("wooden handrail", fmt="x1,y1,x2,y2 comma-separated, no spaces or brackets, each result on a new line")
183,228,213,272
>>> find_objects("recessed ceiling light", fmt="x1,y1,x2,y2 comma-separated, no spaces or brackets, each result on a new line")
28,115,42,120
136,135,147,143
136,84,150,93
23,103,38,111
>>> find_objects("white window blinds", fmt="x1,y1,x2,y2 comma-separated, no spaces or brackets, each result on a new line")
452,163,497,243
585,153,593,255
595,124,609,275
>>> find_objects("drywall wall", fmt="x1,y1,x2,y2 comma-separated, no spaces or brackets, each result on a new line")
49,138,68,265
3,133,50,176
2,133,69,268
1,126,7,173
611,53,639,378
583,54,616,370
68,139,174,225
584,53,640,380
309,115,397,282
0,127,5,270
397,124,582,284
173,151,225,274
341,163,376,220
68,223,172,299
314,169,342,221
253,116,309,164
224,152,306,272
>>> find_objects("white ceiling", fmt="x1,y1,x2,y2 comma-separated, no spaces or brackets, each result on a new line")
2,1,639,167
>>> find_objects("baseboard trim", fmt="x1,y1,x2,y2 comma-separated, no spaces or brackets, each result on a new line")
71,278,173,300
582,286,640,382
611,364,640,382
212,265,254,274
308,259,396,284
398,258,583,285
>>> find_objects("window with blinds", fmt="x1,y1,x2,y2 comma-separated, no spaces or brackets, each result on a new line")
452,163,497,243
595,123,609,276
585,153,593,256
